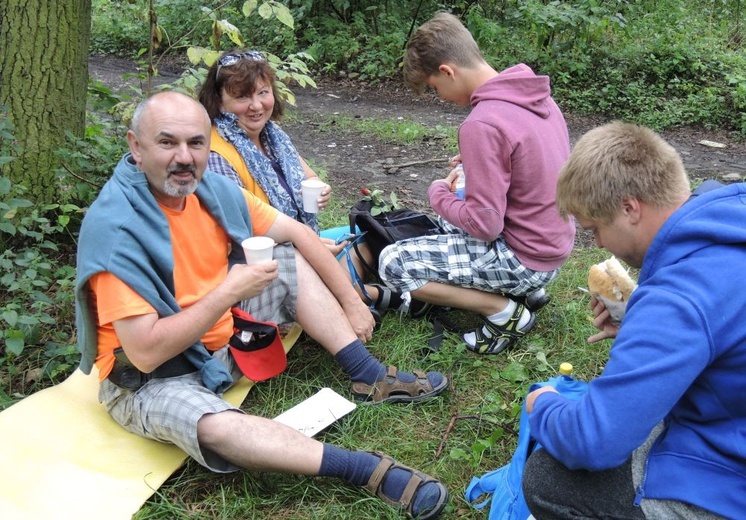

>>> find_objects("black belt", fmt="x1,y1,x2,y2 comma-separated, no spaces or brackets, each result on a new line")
107,347,199,390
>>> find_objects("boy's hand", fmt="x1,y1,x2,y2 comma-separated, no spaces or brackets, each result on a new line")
587,296,620,343
444,166,461,188
431,165,461,189
526,385,559,413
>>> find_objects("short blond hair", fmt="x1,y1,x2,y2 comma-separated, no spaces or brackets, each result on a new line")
403,12,484,93
557,122,691,222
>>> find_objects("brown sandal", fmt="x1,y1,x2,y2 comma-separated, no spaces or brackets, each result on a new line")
351,365,449,404
364,451,449,519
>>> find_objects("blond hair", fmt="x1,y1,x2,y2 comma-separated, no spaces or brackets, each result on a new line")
557,122,691,222
403,12,484,93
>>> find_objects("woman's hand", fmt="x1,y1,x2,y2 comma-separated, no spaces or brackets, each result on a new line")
320,237,346,256
300,155,332,211
316,183,332,211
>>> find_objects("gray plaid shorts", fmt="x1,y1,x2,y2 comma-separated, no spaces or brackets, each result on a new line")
378,219,557,297
98,244,298,473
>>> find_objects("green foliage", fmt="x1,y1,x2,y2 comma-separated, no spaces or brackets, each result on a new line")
304,11,408,80
91,0,238,56
0,132,82,401
183,4,317,105
0,93,129,401
90,0,746,134
510,0,627,51
53,81,130,207
359,188,402,215
90,0,148,55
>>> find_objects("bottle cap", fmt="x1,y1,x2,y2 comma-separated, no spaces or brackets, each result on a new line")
559,362,573,375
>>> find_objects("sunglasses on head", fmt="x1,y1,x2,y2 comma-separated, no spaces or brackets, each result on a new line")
216,50,265,78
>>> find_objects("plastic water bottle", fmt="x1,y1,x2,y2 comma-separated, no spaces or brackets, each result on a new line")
454,164,466,199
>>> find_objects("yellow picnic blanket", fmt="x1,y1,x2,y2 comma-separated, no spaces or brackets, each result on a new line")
0,324,302,520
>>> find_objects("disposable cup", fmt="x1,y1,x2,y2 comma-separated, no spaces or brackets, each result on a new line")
301,179,327,213
242,236,275,265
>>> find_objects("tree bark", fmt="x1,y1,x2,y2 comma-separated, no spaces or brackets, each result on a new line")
0,0,91,202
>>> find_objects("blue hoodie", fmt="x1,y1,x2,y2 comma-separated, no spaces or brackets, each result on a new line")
529,183,746,517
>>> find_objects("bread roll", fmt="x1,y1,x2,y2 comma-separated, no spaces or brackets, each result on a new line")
588,256,637,303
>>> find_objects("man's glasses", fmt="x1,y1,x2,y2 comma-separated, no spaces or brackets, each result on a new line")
216,50,265,79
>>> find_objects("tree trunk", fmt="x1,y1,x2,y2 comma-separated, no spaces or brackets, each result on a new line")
0,0,91,203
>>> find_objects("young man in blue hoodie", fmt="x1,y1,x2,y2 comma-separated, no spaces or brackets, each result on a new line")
522,122,746,518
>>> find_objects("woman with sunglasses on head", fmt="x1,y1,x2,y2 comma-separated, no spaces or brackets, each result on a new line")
198,50,333,237
198,50,430,319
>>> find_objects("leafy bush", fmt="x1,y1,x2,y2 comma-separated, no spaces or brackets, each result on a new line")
91,0,746,134
308,11,408,80
0,115,82,400
0,90,131,402
90,0,148,55
54,81,130,207
90,0,235,56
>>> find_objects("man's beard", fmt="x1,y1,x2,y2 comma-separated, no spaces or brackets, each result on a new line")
162,165,198,197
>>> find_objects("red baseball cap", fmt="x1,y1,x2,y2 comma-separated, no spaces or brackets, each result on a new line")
228,307,287,382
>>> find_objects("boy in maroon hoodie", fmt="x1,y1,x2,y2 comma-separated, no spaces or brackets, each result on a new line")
378,12,575,354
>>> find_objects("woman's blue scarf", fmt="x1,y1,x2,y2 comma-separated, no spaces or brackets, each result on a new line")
214,113,319,232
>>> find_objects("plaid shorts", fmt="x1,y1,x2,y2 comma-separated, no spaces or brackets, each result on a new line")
98,244,298,473
378,219,557,297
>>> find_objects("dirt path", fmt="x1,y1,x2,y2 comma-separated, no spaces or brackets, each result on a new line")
89,55,746,211
283,77,746,209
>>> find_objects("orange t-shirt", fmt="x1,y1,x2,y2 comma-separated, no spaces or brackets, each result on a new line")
90,189,278,379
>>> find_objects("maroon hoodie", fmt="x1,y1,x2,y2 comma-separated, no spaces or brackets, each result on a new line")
428,64,575,271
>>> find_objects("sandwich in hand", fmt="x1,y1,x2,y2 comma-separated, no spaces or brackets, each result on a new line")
587,256,637,321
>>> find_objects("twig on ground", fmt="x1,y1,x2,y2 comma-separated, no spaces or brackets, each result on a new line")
436,413,509,458
384,157,448,172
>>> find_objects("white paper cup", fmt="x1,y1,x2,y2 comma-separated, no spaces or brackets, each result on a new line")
242,236,275,265
301,179,327,213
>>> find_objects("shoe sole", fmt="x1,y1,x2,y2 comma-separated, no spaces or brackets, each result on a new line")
417,483,449,520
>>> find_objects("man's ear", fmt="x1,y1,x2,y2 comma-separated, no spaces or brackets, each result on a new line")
126,130,141,163
621,197,642,224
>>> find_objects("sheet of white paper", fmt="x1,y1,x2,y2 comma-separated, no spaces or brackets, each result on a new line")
274,387,357,437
